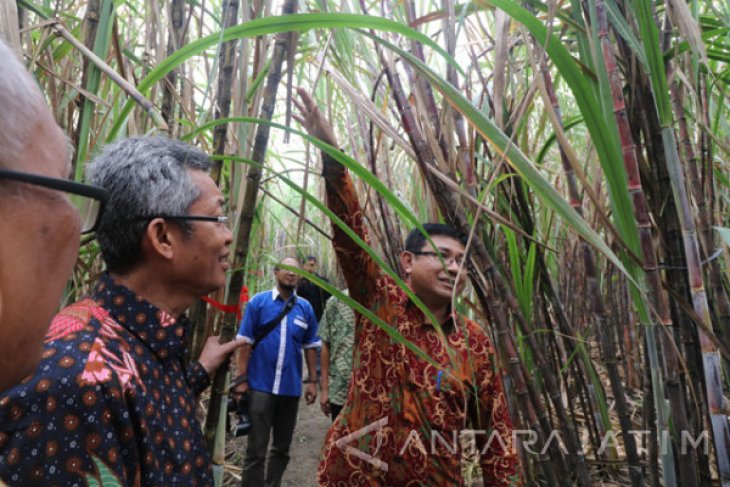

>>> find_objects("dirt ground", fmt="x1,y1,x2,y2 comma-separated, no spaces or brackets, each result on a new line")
226,394,332,486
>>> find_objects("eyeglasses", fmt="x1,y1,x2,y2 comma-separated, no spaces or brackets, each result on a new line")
0,168,109,234
411,251,466,267
136,215,229,224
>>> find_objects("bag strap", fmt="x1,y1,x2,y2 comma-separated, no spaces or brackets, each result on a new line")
252,296,297,348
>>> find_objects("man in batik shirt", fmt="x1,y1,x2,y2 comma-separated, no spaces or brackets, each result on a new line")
318,290,355,421
0,136,242,486
295,89,520,486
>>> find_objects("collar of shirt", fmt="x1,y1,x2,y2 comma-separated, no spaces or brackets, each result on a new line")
92,273,191,362
271,286,297,302
404,297,459,334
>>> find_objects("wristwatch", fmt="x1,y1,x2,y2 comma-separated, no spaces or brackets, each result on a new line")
230,374,248,388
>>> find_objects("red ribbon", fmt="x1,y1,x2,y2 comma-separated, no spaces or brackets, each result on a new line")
201,285,249,321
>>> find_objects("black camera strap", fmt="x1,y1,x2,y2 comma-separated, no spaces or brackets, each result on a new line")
252,295,297,349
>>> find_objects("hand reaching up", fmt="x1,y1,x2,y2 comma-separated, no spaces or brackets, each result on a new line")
292,88,339,147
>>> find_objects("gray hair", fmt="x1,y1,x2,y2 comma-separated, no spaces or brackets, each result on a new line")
86,136,211,273
0,39,45,168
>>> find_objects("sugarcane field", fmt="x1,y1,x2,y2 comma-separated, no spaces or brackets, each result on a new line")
1,0,729,485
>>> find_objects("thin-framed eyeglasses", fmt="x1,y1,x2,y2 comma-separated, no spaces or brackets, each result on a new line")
136,215,229,224
411,250,466,267
0,168,108,234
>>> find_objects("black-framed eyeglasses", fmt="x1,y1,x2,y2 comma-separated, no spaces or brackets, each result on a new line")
411,250,465,267
136,215,229,224
0,168,108,234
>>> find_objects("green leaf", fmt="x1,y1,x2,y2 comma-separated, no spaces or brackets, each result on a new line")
361,30,640,289
106,13,464,140
604,0,648,67
87,456,122,487
75,0,116,179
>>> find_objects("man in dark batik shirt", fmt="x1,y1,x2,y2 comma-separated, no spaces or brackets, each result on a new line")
0,136,243,486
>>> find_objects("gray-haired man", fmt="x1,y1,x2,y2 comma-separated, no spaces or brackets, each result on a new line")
0,136,242,486
0,40,107,394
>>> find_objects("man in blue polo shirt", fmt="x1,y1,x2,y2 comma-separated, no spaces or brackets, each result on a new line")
234,256,320,487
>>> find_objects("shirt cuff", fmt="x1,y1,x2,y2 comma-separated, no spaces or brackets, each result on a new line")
187,360,212,396
304,340,322,349
236,334,255,344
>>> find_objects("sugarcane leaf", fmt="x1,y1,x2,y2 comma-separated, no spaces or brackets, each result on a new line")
84,456,122,487
75,0,116,179
361,30,640,289
106,13,463,140
604,0,648,67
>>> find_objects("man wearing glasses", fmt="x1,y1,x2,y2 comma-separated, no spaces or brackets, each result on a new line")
294,90,519,486
0,135,243,486
0,39,108,394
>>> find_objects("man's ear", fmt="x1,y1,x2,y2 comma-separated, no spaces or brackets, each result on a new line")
143,219,175,260
400,251,413,277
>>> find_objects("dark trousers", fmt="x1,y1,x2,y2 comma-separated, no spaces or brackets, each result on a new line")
241,390,300,487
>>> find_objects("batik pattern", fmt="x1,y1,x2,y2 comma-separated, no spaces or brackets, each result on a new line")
0,274,213,486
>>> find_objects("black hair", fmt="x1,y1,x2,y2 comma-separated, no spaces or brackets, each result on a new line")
305,255,317,262
404,223,467,253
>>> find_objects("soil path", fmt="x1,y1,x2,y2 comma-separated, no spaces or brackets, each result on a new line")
229,394,331,486
282,395,331,486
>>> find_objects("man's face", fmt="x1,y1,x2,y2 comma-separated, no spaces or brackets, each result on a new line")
401,235,467,309
0,111,81,391
303,258,317,274
275,257,300,291
169,170,233,297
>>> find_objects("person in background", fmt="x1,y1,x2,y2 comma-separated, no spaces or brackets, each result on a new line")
233,257,321,487
318,290,355,421
0,38,108,393
0,135,243,486
296,255,331,381
295,89,520,486
296,255,331,322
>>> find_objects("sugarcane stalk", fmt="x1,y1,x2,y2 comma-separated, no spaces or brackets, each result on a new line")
202,0,298,453
595,1,697,484
626,0,730,478
672,81,730,386
161,0,187,133
643,77,712,486
209,0,241,184
485,280,560,486
72,0,101,156
531,20,643,486
661,107,730,487
634,2,730,476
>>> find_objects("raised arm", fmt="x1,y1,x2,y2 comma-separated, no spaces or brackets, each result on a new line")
293,88,379,306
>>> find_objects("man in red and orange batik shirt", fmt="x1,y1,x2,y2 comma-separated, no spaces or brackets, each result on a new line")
294,89,520,486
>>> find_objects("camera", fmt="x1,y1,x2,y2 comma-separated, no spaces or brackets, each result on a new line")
227,392,251,437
